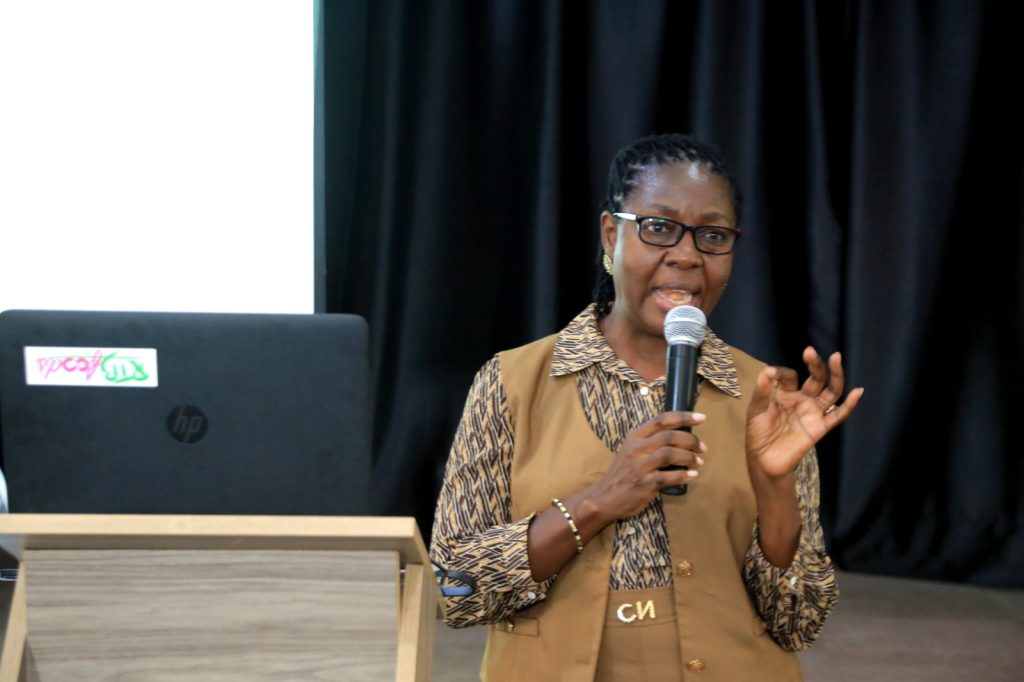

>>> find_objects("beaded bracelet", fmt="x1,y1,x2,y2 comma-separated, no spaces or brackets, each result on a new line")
551,498,584,554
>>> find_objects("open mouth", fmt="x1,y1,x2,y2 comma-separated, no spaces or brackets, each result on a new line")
654,288,697,308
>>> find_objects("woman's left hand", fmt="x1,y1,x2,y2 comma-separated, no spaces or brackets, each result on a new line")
746,347,864,480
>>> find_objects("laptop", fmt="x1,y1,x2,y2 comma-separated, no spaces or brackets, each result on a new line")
0,310,372,515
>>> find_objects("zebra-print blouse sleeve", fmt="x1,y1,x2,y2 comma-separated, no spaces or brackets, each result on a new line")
429,355,555,628
743,449,839,651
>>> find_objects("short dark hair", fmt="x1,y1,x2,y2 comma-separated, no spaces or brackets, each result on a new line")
593,133,743,317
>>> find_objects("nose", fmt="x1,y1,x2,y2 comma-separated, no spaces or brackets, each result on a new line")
665,229,704,268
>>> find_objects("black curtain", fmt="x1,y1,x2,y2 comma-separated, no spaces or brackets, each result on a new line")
321,0,1023,587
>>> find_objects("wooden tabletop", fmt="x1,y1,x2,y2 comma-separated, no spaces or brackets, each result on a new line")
0,514,430,567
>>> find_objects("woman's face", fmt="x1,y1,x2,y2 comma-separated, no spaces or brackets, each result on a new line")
601,162,736,341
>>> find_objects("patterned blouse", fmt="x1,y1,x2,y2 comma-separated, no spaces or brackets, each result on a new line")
430,305,838,651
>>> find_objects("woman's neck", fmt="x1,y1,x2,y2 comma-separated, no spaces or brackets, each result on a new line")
599,310,667,383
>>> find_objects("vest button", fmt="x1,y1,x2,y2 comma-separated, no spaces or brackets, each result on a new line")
686,658,706,673
639,385,651,396
676,560,694,576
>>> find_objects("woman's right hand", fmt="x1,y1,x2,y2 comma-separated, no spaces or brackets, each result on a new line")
583,411,707,523
527,410,706,581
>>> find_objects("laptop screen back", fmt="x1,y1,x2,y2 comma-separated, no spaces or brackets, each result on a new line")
0,310,371,515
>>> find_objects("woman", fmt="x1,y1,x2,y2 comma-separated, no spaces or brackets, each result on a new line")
430,134,863,681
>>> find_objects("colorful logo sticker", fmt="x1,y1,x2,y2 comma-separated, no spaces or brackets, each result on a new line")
24,346,159,388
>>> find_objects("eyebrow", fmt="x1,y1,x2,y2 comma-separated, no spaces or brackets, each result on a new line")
645,203,734,225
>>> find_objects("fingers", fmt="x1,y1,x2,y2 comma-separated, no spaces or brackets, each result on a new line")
801,347,849,411
773,366,801,391
751,350,864,426
647,467,699,492
633,428,706,468
826,351,846,399
801,346,863,427
824,386,865,427
632,410,706,439
748,366,776,416
630,449,702,494
600,422,705,513
620,414,708,475
811,347,846,398
800,346,828,397
749,365,798,417
648,427,706,451
649,443,705,470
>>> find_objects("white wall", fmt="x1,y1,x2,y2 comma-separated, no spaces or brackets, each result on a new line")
0,0,314,314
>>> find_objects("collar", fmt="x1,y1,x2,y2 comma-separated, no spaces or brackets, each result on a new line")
550,304,742,398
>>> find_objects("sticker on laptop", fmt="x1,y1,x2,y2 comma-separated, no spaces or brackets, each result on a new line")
24,347,159,387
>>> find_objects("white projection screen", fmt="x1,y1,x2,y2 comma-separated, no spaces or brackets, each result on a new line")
0,0,315,314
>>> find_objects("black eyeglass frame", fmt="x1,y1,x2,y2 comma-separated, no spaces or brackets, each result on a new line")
612,212,742,254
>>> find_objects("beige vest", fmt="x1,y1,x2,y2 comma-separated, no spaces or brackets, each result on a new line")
481,334,802,681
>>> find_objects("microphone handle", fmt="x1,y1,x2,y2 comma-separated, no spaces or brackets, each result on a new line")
661,342,699,496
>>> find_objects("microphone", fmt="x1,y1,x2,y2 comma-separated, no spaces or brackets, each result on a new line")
660,305,707,496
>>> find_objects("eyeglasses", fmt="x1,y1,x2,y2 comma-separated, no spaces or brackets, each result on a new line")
612,212,742,254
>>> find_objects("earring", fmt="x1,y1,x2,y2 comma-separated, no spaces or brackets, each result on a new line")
602,254,614,275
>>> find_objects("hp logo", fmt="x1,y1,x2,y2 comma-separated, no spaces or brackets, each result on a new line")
166,405,209,443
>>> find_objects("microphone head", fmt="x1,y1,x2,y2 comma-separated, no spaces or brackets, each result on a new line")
664,305,707,347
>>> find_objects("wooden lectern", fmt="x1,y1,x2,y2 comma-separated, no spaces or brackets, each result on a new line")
0,515,439,681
